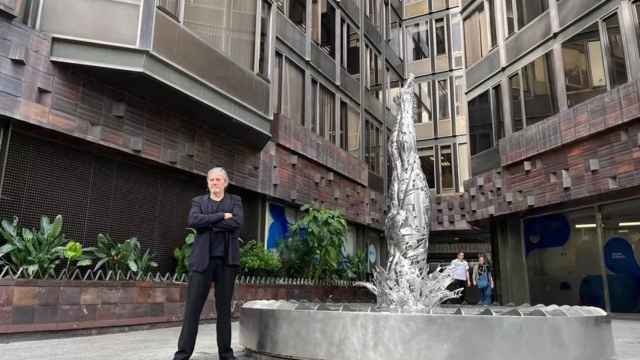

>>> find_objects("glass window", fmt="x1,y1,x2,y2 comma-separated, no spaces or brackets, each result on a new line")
468,91,493,155
505,0,515,35
365,120,382,174
457,143,470,191
408,21,430,61
493,85,505,140
440,145,454,192
387,68,402,116
340,101,348,150
562,23,607,107
435,18,447,57
454,76,464,120
311,79,319,133
258,1,271,77
320,84,335,141
604,14,628,88
415,81,432,124
522,53,557,126
347,107,361,158
367,45,382,100
437,79,450,121
312,0,336,58
601,198,640,313
342,20,360,75
289,0,306,31
390,10,403,60
510,73,523,132
464,4,492,66
524,208,603,308
451,15,464,68
272,53,283,113
284,59,305,126
507,0,548,36
419,147,436,189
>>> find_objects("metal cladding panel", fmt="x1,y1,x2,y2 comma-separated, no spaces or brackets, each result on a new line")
385,42,403,73
368,172,384,193
340,0,360,26
340,69,361,103
364,17,383,48
152,11,270,116
310,43,337,81
504,12,552,64
276,11,306,58
365,92,384,120
470,147,500,176
39,0,141,46
0,131,203,273
558,0,606,28
465,49,499,90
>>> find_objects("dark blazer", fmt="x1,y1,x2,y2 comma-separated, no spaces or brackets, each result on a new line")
187,193,243,271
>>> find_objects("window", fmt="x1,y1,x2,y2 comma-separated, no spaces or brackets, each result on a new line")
440,145,454,192
289,0,306,31
281,59,305,126
435,18,447,57
510,73,524,132
464,4,494,66
407,21,430,62
258,1,271,77
365,120,382,174
340,101,348,150
347,106,361,158
457,143,470,191
389,9,403,60
454,76,465,122
451,15,464,68
312,0,336,58
419,147,436,189
561,17,630,108
468,91,493,155
311,80,335,140
273,53,283,113
341,20,360,75
505,0,548,36
437,79,450,121
366,0,380,30
415,81,433,124
158,0,180,18
387,68,402,116
493,85,505,140
366,45,382,100
521,53,557,126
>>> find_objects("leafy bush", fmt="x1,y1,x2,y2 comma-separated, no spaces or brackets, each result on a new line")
63,240,95,275
240,240,281,277
0,215,68,278
93,234,158,276
344,250,368,281
174,229,195,276
279,204,348,280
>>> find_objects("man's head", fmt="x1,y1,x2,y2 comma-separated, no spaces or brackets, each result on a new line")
207,167,229,195
479,254,486,264
457,251,464,260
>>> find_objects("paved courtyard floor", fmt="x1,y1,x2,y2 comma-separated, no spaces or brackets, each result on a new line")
0,319,638,359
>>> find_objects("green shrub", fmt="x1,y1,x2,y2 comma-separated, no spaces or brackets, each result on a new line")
240,240,281,277
93,234,158,276
174,228,195,276
344,250,368,281
0,215,68,278
278,204,348,280
63,240,95,275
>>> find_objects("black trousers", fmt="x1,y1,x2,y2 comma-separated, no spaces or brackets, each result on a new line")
174,257,237,360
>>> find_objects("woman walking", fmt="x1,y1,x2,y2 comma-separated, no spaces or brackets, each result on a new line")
472,254,494,305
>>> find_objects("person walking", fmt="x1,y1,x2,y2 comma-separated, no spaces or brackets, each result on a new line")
472,254,494,305
449,251,470,304
173,167,243,360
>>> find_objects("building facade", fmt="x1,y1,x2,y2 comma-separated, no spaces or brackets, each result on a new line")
459,0,640,313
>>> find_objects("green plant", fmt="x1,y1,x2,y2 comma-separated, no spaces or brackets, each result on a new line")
240,240,281,277
174,228,195,275
344,250,368,281
279,204,348,280
63,240,94,275
0,215,67,278
93,234,157,276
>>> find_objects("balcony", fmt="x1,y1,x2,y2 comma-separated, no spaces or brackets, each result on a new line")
38,0,271,147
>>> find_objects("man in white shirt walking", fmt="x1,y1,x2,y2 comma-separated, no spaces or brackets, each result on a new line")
449,251,470,304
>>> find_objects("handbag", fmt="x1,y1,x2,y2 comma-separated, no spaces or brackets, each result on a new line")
477,271,489,289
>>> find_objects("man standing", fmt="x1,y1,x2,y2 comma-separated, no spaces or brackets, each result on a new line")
449,251,470,304
174,167,243,360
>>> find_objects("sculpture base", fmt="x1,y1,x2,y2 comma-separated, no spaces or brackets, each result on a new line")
240,300,615,360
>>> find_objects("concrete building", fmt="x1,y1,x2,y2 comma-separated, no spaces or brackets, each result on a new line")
458,0,640,313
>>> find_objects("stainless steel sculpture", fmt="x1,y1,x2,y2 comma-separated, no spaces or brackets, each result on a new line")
358,74,460,311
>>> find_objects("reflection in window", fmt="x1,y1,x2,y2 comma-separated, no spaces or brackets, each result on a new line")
408,21,430,61
282,59,305,126
419,147,436,189
438,79,450,121
457,143,470,191
289,0,306,31
493,85,505,140
464,4,492,66
506,0,548,36
258,1,271,77
435,18,447,57
522,53,557,126
389,10,403,60
454,76,465,121
604,14,628,88
312,0,336,58
562,23,606,107
341,20,360,75
440,145,454,192
451,15,464,68
415,81,432,124
510,73,523,132
468,91,493,155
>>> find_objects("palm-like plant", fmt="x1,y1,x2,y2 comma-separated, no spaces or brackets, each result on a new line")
93,234,158,276
0,215,67,278
63,240,95,276
174,228,195,275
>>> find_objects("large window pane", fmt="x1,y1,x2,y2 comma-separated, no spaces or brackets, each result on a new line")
342,20,360,75
440,145,454,192
312,0,336,58
367,46,382,100
493,85,505,140
419,147,436,189
463,4,491,66
522,53,557,126
524,208,603,308
390,10,403,60
387,68,402,116
272,53,282,113
285,59,305,126
457,143,470,191
451,15,464,68
289,0,306,31
562,23,606,107
365,120,382,174
408,21,430,61
258,1,271,77
415,81,433,124
468,91,493,155
601,198,640,313
347,107,361,158
435,18,447,57
510,73,523,133
515,0,547,30
604,14,628,88
437,79,450,121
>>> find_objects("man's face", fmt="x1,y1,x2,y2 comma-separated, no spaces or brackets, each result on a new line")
208,172,226,194
457,252,464,260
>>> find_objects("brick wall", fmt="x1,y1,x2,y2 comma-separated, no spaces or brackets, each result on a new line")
0,280,374,334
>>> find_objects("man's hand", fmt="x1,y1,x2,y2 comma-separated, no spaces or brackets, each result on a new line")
467,281,471,288
224,213,233,220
